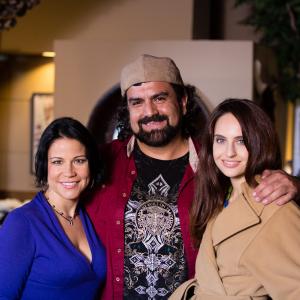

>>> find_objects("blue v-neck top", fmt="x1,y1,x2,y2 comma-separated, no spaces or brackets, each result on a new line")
0,192,106,300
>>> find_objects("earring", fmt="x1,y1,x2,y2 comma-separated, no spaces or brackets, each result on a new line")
42,182,49,192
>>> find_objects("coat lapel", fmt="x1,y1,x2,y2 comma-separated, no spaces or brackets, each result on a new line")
212,182,265,246
195,218,227,295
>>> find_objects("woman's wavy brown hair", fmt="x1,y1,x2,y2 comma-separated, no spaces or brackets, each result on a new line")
190,98,282,247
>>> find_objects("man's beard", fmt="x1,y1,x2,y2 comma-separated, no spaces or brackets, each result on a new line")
133,113,182,147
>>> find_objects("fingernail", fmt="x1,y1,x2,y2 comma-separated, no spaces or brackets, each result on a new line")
262,199,268,205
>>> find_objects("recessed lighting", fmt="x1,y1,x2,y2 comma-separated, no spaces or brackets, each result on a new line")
42,52,55,58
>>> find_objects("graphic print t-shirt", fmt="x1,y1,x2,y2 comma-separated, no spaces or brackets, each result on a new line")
124,145,189,299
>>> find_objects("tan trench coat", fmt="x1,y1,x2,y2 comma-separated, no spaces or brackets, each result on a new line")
170,182,300,300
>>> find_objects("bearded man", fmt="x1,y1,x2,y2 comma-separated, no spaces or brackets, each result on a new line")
87,54,299,300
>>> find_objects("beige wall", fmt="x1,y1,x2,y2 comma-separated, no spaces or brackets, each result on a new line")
223,0,259,41
1,0,193,53
54,40,253,124
0,0,194,195
0,0,290,194
0,57,54,195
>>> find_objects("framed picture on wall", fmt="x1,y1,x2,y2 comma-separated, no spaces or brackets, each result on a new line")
30,93,54,174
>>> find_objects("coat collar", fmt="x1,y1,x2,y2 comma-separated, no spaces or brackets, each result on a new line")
126,136,199,173
195,219,227,294
212,181,266,246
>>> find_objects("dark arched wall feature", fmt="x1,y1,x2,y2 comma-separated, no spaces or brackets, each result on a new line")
184,84,210,140
87,83,122,145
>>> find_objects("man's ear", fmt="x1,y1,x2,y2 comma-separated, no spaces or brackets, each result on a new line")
181,95,188,115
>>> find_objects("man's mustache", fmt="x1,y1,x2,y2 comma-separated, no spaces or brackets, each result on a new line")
138,114,168,125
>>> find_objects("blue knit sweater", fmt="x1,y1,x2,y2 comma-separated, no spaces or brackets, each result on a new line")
0,192,106,300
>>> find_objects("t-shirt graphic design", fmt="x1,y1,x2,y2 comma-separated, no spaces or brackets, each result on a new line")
124,146,188,299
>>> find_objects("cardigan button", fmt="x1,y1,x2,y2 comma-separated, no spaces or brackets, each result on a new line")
117,248,122,254
130,170,136,175
116,277,120,282
116,220,121,225
122,192,127,198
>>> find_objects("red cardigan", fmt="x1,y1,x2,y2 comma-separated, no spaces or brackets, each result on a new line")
86,137,199,300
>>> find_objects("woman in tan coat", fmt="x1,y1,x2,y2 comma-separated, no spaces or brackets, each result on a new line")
170,98,300,300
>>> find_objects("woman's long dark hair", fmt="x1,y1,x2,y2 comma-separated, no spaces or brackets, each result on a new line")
190,98,282,247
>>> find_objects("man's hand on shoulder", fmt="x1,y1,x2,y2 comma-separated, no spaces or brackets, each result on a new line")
253,169,300,206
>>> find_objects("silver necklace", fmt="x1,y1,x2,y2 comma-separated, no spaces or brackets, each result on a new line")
46,198,77,226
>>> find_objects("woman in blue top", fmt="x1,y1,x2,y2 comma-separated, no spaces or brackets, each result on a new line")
0,117,106,300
